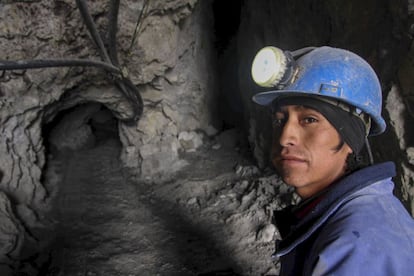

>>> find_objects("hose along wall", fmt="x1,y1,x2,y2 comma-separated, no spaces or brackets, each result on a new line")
0,0,146,123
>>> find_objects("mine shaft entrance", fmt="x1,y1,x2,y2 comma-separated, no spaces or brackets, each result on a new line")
41,102,236,275
41,102,129,274
42,102,120,155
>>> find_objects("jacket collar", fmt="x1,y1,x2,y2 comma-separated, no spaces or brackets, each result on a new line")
274,161,396,256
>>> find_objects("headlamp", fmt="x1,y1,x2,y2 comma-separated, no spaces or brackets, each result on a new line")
251,46,315,89
251,46,288,88
252,46,287,87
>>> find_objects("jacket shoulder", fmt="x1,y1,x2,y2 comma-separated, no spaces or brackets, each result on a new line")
308,183,414,275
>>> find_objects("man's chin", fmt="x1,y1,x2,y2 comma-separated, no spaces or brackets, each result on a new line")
280,173,305,189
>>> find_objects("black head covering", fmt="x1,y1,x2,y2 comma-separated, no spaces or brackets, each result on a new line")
273,96,367,154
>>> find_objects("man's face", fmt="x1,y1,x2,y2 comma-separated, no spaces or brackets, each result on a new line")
271,104,352,199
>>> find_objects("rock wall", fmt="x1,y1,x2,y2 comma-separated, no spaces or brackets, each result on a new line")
0,0,220,271
118,0,220,180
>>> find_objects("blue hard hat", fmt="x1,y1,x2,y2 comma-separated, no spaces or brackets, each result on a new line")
252,46,386,136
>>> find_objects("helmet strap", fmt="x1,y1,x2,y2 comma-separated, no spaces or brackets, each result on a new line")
364,136,374,165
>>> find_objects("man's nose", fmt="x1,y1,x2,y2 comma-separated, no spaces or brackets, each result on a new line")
279,119,299,147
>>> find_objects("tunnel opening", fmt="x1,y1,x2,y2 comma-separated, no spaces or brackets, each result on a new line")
42,102,120,157
40,101,241,276
41,102,124,274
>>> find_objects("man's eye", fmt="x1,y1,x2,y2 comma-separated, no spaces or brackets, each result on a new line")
302,117,318,124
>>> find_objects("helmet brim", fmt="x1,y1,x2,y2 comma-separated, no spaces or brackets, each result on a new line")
252,90,320,106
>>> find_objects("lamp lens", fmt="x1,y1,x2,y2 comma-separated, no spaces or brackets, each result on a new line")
251,46,287,87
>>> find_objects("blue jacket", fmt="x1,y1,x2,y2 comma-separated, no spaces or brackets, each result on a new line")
273,162,414,275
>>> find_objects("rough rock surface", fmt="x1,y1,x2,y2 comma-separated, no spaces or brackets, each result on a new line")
1,0,214,271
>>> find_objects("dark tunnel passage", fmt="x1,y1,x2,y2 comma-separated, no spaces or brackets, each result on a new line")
42,102,120,156
40,103,127,274
212,0,245,130
40,103,241,275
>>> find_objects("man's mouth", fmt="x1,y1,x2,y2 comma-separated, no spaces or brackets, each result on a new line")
278,154,307,166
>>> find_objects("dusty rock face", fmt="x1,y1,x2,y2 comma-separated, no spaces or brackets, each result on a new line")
118,0,220,180
0,0,219,271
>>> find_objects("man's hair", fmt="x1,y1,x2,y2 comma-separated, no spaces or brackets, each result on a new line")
346,152,368,173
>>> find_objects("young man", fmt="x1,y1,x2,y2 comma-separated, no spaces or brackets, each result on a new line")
251,46,414,275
